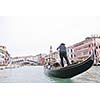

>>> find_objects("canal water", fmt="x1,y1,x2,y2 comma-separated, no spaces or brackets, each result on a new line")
0,65,100,83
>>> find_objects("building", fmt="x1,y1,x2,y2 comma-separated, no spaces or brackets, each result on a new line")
0,45,11,66
67,35,100,64
33,53,47,65
44,46,60,65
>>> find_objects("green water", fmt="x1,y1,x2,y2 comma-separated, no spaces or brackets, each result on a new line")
0,66,100,83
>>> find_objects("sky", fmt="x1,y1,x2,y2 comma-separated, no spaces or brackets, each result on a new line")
0,16,100,57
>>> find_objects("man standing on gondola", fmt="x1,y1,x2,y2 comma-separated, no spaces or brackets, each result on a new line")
57,43,70,67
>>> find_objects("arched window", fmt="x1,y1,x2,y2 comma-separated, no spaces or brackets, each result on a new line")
71,54,73,58
96,46,98,49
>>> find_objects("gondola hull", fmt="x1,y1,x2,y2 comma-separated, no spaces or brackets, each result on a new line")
44,53,94,78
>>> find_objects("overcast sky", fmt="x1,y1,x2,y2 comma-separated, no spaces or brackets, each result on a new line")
0,16,100,57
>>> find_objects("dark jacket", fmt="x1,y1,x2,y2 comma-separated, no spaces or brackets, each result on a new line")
57,44,66,53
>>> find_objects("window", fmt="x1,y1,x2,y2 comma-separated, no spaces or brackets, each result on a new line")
96,46,98,49
74,54,76,57
71,54,73,58
89,51,91,55
71,49,73,52
94,43,96,46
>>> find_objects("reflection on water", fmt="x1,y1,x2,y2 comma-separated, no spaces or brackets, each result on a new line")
0,66,100,83
48,77,74,83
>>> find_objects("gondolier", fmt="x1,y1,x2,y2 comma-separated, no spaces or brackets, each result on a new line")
57,43,70,67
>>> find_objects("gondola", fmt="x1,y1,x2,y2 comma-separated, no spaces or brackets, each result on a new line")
44,52,94,78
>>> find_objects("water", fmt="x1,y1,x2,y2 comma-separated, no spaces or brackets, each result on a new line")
0,65,100,83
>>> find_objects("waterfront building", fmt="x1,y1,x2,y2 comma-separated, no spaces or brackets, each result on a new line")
0,45,11,66
33,53,47,65
44,46,60,65
67,35,100,64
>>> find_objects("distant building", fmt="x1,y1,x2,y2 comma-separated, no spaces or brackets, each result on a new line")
44,46,60,65
0,45,7,51
0,45,11,66
67,35,100,64
33,53,47,65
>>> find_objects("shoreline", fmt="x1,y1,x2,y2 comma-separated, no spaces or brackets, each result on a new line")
0,63,41,70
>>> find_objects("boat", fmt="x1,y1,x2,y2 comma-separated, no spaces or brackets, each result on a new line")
44,52,94,78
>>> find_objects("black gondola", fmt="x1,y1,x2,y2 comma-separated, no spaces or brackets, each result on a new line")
44,52,94,78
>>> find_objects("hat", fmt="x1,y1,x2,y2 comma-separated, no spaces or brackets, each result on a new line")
61,43,65,45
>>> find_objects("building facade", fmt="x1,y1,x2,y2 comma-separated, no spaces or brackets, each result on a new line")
44,46,60,65
0,45,11,66
67,35,100,64
33,54,47,65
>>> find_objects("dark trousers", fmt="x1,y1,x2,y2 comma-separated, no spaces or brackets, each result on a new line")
59,52,70,67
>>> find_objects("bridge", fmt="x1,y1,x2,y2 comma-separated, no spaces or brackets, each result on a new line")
11,56,40,66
